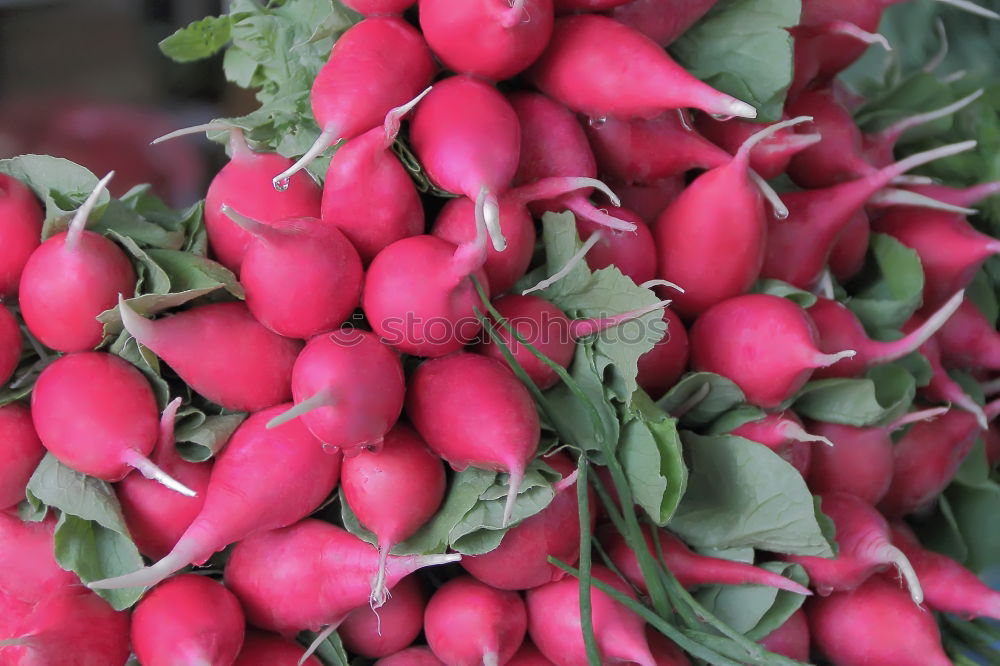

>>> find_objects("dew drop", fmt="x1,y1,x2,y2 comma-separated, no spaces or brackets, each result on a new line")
273,177,291,192
588,115,608,129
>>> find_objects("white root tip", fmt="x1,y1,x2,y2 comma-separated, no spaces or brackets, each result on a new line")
891,140,977,178
122,449,197,497
725,98,758,120
151,122,235,145
221,204,269,237
881,89,985,141
384,87,432,144
481,190,506,252
868,188,976,215
483,652,500,666
738,116,813,161
640,279,685,294
564,196,637,232
522,231,602,295
300,625,338,666
829,21,892,50
370,545,391,610
952,393,989,431
88,539,200,589
813,349,856,368
934,0,1000,20
890,175,935,186
749,170,788,219
884,544,925,605
815,270,835,300
65,171,114,251
272,128,338,191
780,421,834,446
583,178,621,207
266,390,333,429
502,467,525,528
887,406,950,431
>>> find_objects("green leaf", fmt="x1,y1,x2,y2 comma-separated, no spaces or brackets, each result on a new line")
299,629,350,666
846,234,926,330
695,561,810,641
159,15,232,62
706,406,769,436
753,279,818,308
0,155,103,229
792,364,917,426
913,494,969,565
108,330,172,409
967,269,999,326
543,343,620,459
174,411,246,462
146,249,244,298
656,372,747,428
670,433,835,557
90,199,186,250
944,478,1000,573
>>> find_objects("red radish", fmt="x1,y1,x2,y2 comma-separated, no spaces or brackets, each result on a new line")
827,210,869,282
785,89,875,189
636,307,689,399
224,519,460,637
31,352,194,494
0,587,131,666
0,173,43,300
696,115,821,181
0,305,20,386
341,424,445,605
611,0,719,47
729,411,829,476
268,329,404,454
689,294,856,409
341,0,416,14
235,630,321,666
408,353,540,527
321,92,427,264
419,0,554,81
806,407,949,505
339,575,426,658
807,576,951,666
19,173,136,352
376,647,445,665
758,609,809,662
118,298,302,412
271,17,435,188
790,9,892,95
611,178,685,225
936,298,1000,370
509,643,556,665
0,404,43,510
461,453,593,589
87,404,341,591
131,574,245,666
116,398,211,560
646,628,690,666
554,0,631,9
527,565,657,666
605,527,812,596
221,206,362,339
785,492,922,603
578,207,657,283
903,180,1000,209
0,512,77,605
654,117,810,318
530,15,756,121
424,576,528,666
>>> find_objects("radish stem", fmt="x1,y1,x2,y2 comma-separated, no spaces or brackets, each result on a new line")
64,172,114,252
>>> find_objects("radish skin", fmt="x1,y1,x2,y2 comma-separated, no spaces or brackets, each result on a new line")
0,512,77,606
0,306,20,386
341,0,416,14
611,0,719,47
758,609,809,662
235,630,322,666
0,173,44,299
729,411,828,476
0,404,44,510
696,114,821,180
937,297,1000,370
376,647,445,665
636,307,690,399
339,576,426,658
509,642,557,665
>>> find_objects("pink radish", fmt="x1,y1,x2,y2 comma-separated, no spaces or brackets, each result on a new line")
116,398,211,560
554,0,632,10
0,404,43,510
529,15,757,120
790,9,890,95
118,298,302,412
807,576,951,666
269,329,405,454
758,609,809,662
611,0,719,47
729,411,829,476
612,178,685,225
407,353,540,527
784,89,875,189
647,628,690,665
131,574,245,666
424,576,528,666
31,352,194,494
271,16,435,188
936,297,1000,371
376,647,445,665
419,0,554,81
509,642,557,665
339,575,426,658
806,407,949,505
695,115,822,180
577,207,657,283
221,206,362,339
87,404,341,591
0,173,43,300
527,564,657,666
903,180,1000,209
785,492,922,603
341,0,416,14
636,308,689,399
0,512,77,605
19,173,136,352
826,210,870,282
341,424,445,605
0,305,20,386
235,630,321,666
460,453,593,590
689,294,856,409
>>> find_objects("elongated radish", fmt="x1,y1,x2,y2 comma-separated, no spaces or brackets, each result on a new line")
903,180,1000,209
827,210,870,282
235,630,321,666
785,89,876,189
729,411,829,475
696,114,822,180
0,305,20,386
0,173,42,300
646,627,691,665
87,404,341,591
936,297,1000,370
637,307,690,399
611,0,719,47
341,0,415,14
758,609,809,662
0,403,44,510
0,512,77,605
339,575,426,658
611,177,685,225
579,208,654,284
376,647,445,665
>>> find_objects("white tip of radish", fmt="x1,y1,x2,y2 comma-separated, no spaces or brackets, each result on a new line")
724,99,758,120
924,19,949,73
384,87,432,145
737,116,813,165
122,448,197,497
272,127,338,191
481,191,506,252
87,540,199,590
981,378,1000,397
151,122,235,145
370,545,391,610
640,279,685,293
522,231,602,295
563,196,637,232
749,170,789,219
780,421,834,446
815,270,835,300
813,349,856,368
890,175,935,186
935,0,1000,19
266,389,333,429
951,393,989,431
483,652,500,666
887,406,950,432
221,204,269,237
502,467,525,528
65,171,114,252
883,544,924,605
300,624,338,666
869,188,976,215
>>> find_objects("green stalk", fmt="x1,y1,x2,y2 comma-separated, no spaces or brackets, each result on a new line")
575,457,602,666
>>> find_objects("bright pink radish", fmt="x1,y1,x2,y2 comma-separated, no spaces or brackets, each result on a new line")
0,305,20,386
790,8,888,95
341,424,445,605
904,180,1000,209
131,574,245,666
119,299,302,412
554,0,631,9
637,308,689,399
937,298,1000,370
0,587,130,666
612,178,685,225
729,411,829,476
224,519,460,636
806,407,949,505
807,576,950,666
527,565,657,666
221,207,362,339
271,17,435,187
758,609,809,662
647,628,690,666
0,512,77,605
606,527,812,595
827,210,869,282
116,398,211,560
689,294,855,409
341,0,415,14
376,647,445,666
461,453,593,589
408,353,539,526
87,404,341,591
19,173,135,352
0,173,43,300
784,88,874,189
340,575,426,658
235,630,321,666
425,576,528,666
611,0,719,47
419,0,554,81
509,643,557,665
0,404,43,510
578,207,657,283
696,114,821,180
808,291,965,380
785,492,922,603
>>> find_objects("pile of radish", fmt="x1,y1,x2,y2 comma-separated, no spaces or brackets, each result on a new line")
3,0,1000,663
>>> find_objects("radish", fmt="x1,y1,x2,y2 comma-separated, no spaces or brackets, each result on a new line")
554,0,632,10
646,628,690,666
806,407,949,505
118,298,302,412
611,0,719,47
612,178,685,225
268,328,405,454
903,180,1000,209
0,172,43,300
0,403,43,510
758,609,809,662
341,0,416,14
341,424,446,606
695,115,822,180
19,173,136,352
529,15,757,121
728,411,829,476
0,512,77,605
460,453,593,590
0,305,20,386
826,210,869,282
88,404,341,591
790,5,892,95
636,307,689,399
116,398,211,560
339,575,426,658
936,297,1000,371
131,574,245,666
527,564,657,666
31,352,194,494
424,576,528,666
509,643,556,665
785,492,922,603
376,647,445,665
807,576,951,666
235,630,321,666
689,294,856,409
419,0,554,81
221,206,363,339
784,89,875,189
271,16,436,188
577,207,657,284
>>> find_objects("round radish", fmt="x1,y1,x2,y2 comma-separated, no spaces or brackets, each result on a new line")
577,207,656,284
0,305,20,386
611,177,685,225
729,411,829,476
0,403,44,510
339,575,426,658
611,0,718,47
0,173,43,300
758,609,809,661
827,210,870,282
0,512,77,606
341,0,415,13
235,630,322,666
376,647,445,665
636,307,689,399
937,297,1000,370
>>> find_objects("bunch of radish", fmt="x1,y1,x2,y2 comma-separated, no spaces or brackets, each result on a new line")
2,0,1000,664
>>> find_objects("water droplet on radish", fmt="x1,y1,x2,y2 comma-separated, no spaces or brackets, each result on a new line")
322,442,342,455
774,207,790,220
274,177,291,192
589,115,608,129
